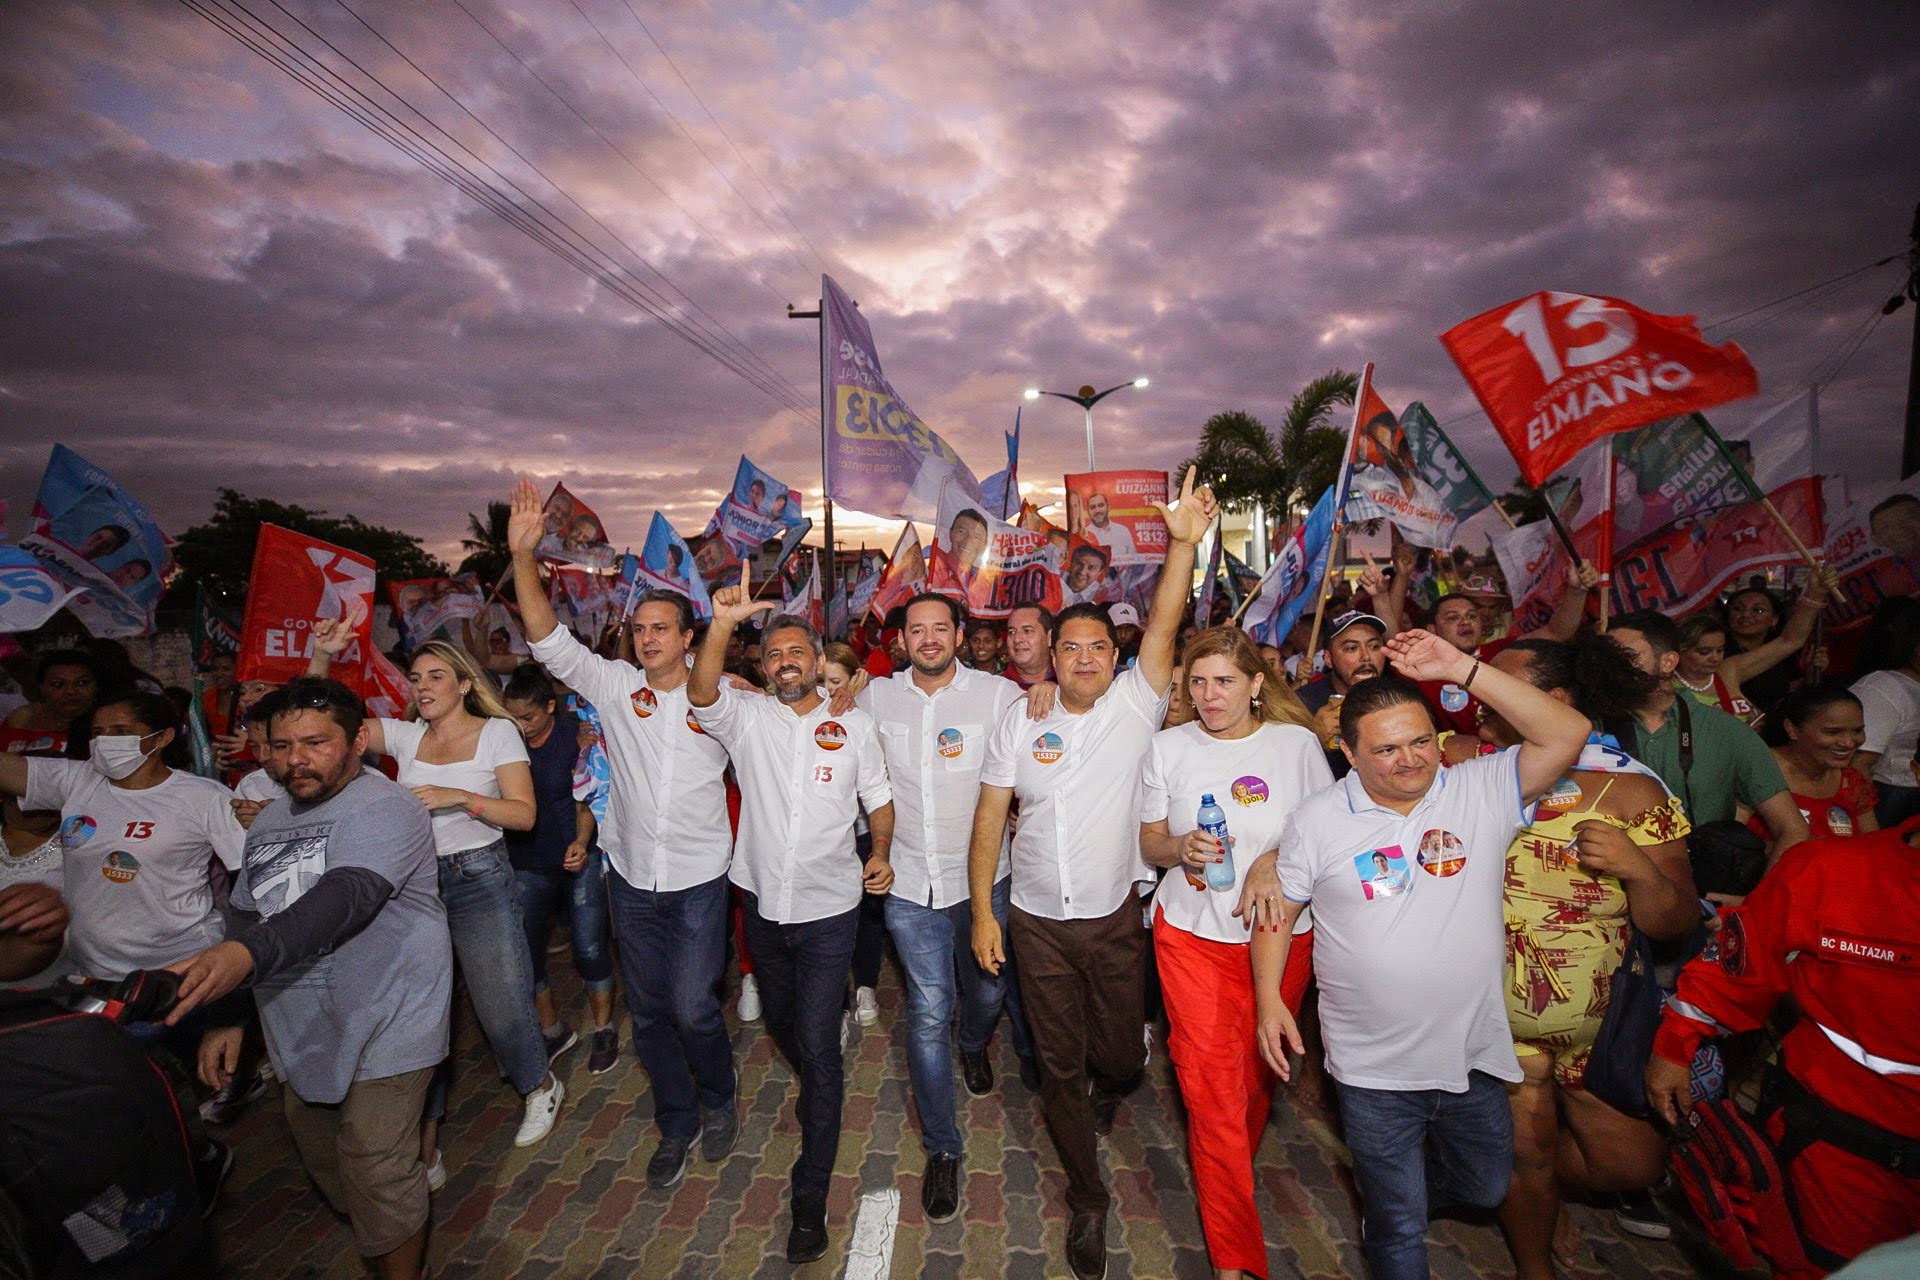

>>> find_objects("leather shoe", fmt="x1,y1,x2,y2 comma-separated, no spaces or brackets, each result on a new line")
1066,1209,1107,1280
786,1199,829,1264
960,1049,994,1098
922,1152,961,1223
1091,1087,1121,1137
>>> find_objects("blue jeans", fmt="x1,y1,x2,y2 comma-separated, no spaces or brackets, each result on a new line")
515,853,614,995
1334,1071,1515,1280
607,868,735,1142
742,893,857,1207
884,877,1026,1157
435,843,549,1098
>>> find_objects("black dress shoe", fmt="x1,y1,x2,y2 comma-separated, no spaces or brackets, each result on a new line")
960,1049,994,1098
1091,1087,1121,1137
922,1152,961,1223
786,1198,829,1264
1018,1054,1042,1091
1066,1209,1107,1280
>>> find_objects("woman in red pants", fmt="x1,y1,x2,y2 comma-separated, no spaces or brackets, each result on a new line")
1139,627,1330,1280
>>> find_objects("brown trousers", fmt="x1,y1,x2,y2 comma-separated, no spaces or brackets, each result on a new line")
1009,894,1148,1214
282,1066,434,1256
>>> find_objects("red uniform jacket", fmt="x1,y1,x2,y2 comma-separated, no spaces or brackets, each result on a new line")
1653,817,1920,1139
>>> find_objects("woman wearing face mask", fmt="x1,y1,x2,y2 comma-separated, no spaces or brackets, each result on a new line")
309,625,560,1152
1138,627,1327,1280
0,693,246,1046
1752,684,1879,840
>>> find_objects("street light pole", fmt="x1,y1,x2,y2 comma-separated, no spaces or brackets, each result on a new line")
1023,378,1149,471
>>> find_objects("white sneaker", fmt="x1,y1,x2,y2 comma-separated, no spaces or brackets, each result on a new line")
737,974,762,1023
425,1150,446,1193
855,985,879,1027
514,1074,565,1148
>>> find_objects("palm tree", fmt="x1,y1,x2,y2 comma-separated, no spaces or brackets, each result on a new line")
1181,370,1358,533
456,500,512,583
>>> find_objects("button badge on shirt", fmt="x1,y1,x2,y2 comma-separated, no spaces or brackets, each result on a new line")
60,815,98,849
814,721,847,751
937,727,965,759
1415,828,1466,877
631,688,657,718
102,850,141,883
1031,732,1064,765
1230,776,1267,805
1355,847,1410,900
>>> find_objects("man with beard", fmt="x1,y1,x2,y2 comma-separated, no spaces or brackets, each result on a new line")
968,468,1216,1280
1003,604,1054,690
1420,563,1600,736
690,586,895,1264
1083,492,1137,559
857,592,1029,1222
168,678,449,1280
1296,612,1388,777
506,479,739,1192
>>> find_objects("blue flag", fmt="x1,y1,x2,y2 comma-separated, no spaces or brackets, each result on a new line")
1241,486,1336,645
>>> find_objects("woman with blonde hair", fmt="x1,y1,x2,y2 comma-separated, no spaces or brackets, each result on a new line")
1141,625,1332,1280
309,625,563,1162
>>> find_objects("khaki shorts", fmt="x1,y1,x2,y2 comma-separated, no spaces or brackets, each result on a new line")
282,1066,434,1257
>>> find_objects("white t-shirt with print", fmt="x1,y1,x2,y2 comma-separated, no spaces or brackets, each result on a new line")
24,759,246,979
1275,747,1532,1092
378,717,529,855
1852,669,1920,789
1142,721,1333,944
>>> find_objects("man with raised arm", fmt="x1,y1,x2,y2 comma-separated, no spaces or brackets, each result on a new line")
688,583,895,1265
1245,630,1590,1280
505,479,738,1192
967,468,1217,1280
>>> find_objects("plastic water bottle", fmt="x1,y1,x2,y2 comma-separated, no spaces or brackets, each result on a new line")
1197,793,1235,891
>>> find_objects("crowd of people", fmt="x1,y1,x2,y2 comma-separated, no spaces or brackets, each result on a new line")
2,470,1918,1280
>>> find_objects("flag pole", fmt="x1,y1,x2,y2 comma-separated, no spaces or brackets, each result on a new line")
1697,414,1842,602
1598,450,1614,630
1298,362,1371,685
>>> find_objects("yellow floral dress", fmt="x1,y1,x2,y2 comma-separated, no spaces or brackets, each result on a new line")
1503,773,1690,1087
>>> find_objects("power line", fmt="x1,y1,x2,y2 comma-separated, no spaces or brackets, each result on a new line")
1702,254,1901,335
613,0,830,275
319,0,808,408
564,0,822,286
182,0,815,417
442,0,798,310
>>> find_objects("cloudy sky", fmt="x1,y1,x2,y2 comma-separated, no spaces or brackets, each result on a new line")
3,0,1916,563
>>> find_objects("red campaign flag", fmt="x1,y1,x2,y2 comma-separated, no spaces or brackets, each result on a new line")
1440,291,1759,487
1607,477,1821,617
235,524,378,693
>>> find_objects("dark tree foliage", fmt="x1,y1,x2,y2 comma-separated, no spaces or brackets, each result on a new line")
164,489,448,608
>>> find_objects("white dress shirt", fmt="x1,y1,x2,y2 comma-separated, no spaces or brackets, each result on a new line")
692,684,892,924
858,664,1022,909
981,665,1169,921
528,628,732,891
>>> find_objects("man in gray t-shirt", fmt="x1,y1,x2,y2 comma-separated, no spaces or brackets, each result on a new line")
166,679,450,1277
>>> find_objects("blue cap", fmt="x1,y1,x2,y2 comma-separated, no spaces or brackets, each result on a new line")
1200,793,1215,806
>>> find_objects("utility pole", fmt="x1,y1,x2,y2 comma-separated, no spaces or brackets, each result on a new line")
787,301,833,603
1900,199,1920,478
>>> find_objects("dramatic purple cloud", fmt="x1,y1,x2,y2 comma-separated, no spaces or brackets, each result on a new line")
2,1,1916,561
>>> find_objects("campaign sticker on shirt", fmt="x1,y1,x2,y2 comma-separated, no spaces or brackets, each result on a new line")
937,727,965,759
1354,847,1410,900
1416,829,1466,877
631,687,657,718
1229,776,1268,806
686,710,706,735
59,814,98,850
1439,684,1470,713
814,720,847,751
1828,808,1853,837
102,850,140,883
1031,732,1064,765
1538,777,1584,810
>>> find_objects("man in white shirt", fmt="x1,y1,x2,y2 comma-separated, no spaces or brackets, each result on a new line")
968,469,1216,1280
690,585,895,1265
857,590,1024,1223
506,480,738,1192
1083,492,1138,560
1247,630,1589,1280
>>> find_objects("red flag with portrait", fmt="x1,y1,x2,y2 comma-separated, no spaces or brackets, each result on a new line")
1441,291,1758,487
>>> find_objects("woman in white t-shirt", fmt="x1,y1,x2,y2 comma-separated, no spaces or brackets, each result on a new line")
1,760,67,986
310,627,560,1151
0,691,246,1049
1137,627,1332,1280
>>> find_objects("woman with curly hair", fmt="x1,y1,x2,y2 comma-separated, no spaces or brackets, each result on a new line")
1484,634,1700,1279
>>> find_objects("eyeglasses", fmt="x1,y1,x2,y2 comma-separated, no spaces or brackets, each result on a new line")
1055,642,1114,658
